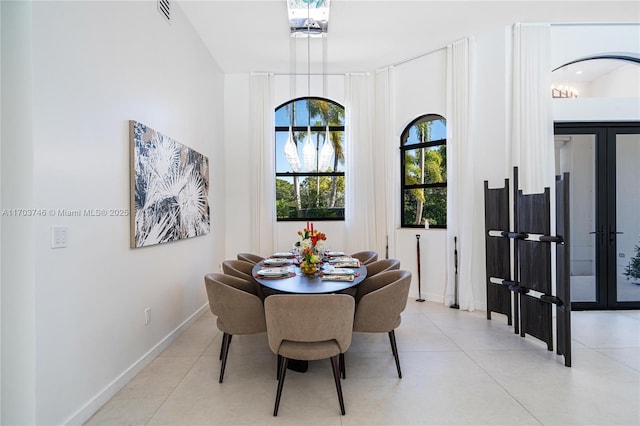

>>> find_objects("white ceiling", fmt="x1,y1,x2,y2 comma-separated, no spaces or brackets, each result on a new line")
178,0,639,76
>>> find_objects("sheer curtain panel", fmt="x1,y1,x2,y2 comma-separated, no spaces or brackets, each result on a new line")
511,23,554,194
250,73,276,254
445,38,480,311
374,67,397,258
344,73,377,253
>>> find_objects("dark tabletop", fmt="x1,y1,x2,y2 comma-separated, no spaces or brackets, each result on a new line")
252,260,367,294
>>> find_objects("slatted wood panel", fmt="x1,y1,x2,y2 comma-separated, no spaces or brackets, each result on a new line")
484,179,512,323
484,169,572,366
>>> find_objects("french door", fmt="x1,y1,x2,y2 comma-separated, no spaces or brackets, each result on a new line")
555,122,640,310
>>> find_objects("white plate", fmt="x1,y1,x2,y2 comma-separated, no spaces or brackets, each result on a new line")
272,252,293,258
257,267,290,277
263,258,291,265
325,251,345,256
323,268,355,275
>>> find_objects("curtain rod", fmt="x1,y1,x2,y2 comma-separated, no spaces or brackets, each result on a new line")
514,22,638,28
258,22,638,76
265,72,354,76
387,46,446,68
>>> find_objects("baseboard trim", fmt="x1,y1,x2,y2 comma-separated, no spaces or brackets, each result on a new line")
64,303,209,425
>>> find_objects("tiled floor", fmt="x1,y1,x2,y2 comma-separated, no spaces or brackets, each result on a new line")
86,302,640,425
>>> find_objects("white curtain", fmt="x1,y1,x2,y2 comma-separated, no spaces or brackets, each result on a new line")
249,73,276,254
445,38,479,310
511,23,554,194
344,73,377,253
373,67,396,258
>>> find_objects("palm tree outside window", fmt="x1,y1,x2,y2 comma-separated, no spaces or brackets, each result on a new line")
400,114,447,228
275,97,345,220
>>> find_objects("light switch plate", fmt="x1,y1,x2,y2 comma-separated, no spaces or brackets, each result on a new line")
51,226,68,248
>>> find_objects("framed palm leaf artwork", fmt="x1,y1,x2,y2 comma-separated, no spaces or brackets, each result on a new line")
129,120,210,248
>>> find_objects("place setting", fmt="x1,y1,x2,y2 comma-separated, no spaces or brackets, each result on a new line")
319,266,357,282
326,256,361,268
262,257,294,266
254,266,296,280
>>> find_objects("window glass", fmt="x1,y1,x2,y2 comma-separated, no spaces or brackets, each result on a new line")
275,97,345,220
401,114,447,228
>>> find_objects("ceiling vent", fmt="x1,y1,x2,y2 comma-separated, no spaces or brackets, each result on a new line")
157,0,170,22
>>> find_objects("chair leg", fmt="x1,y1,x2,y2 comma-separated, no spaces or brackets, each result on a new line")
219,333,232,383
273,357,289,416
330,355,346,415
339,353,346,379
388,330,402,378
276,354,283,380
219,334,232,360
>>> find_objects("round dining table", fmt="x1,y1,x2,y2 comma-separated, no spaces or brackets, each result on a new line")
252,257,366,372
252,259,367,294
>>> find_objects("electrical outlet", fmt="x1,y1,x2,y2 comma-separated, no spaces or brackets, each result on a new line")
144,307,151,325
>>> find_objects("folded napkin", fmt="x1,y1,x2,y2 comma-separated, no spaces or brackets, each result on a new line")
328,256,352,262
322,268,355,275
263,258,293,265
320,274,354,281
271,252,295,258
332,259,360,268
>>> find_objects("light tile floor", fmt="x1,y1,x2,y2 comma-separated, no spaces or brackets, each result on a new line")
86,302,640,425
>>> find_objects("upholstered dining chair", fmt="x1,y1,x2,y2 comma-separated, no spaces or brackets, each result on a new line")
264,294,355,416
364,258,401,279
350,250,378,265
221,259,265,301
204,273,267,383
237,252,264,264
352,269,411,378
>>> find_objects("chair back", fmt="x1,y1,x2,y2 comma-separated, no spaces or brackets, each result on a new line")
204,273,266,335
264,294,355,357
221,259,263,299
237,253,264,264
365,258,400,278
351,250,378,265
353,270,411,333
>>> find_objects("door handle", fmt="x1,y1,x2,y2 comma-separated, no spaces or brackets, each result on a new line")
609,226,623,244
589,227,605,246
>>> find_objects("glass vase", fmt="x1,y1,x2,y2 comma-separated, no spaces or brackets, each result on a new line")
300,261,318,276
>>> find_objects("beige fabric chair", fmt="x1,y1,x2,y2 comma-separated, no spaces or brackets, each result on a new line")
221,259,265,301
351,250,378,265
364,258,401,279
237,252,264,264
264,294,355,416
204,273,266,383
353,269,411,378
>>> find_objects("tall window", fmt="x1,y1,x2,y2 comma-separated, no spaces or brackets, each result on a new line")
275,97,345,221
400,114,447,228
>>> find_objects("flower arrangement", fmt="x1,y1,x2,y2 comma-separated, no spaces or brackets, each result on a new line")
296,222,326,274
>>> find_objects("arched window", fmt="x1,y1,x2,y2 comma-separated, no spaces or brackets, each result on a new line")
274,97,345,221
400,114,447,228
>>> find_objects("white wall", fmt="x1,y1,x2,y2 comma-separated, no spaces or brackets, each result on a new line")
588,63,640,98
2,1,225,424
1,2,37,424
390,50,450,302
552,24,640,122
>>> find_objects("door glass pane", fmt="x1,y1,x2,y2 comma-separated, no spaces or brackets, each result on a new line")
616,133,640,302
555,134,596,302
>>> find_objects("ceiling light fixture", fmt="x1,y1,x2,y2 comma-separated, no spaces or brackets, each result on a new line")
551,85,579,98
288,0,330,38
